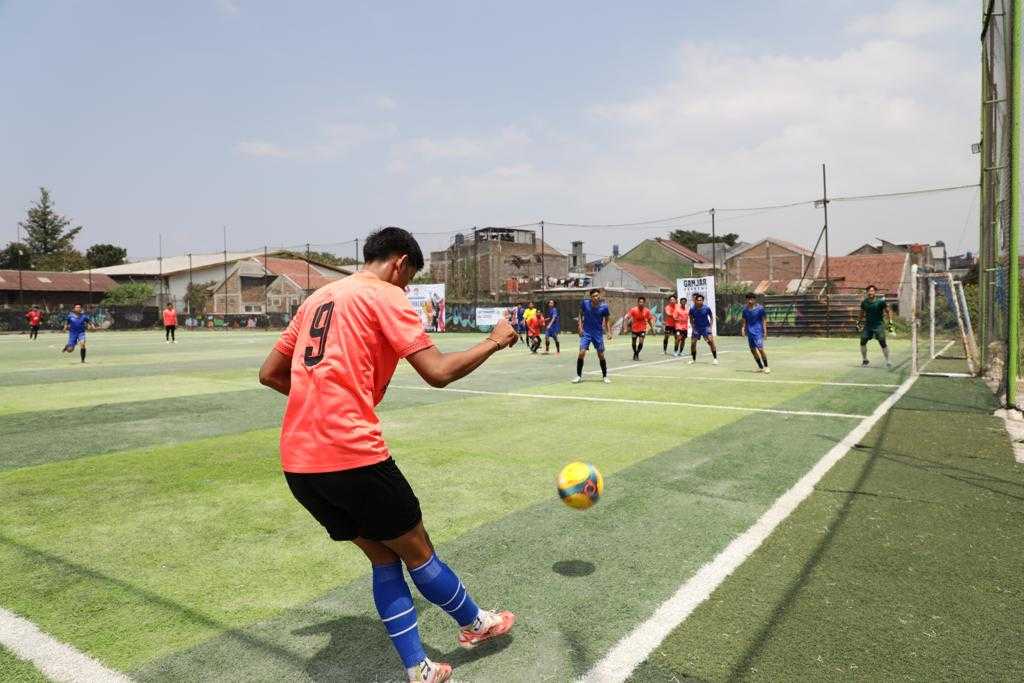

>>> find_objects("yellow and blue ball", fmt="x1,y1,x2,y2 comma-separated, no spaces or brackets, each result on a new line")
557,461,604,510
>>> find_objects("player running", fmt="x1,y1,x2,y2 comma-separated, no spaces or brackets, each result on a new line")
63,304,93,363
163,303,178,343
857,284,894,369
673,296,689,357
688,293,718,365
25,305,43,340
514,303,526,345
662,295,678,355
740,292,770,373
258,228,517,683
543,299,560,354
526,307,543,353
625,296,655,361
572,288,611,384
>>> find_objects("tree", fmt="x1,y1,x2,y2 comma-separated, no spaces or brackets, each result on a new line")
19,188,82,257
668,229,740,252
34,248,89,272
278,249,359,267
86,243,127,268
101,282,154,306
186,280,217,314
0,242,32,270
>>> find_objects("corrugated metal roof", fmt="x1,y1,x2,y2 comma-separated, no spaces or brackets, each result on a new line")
0,270,118,292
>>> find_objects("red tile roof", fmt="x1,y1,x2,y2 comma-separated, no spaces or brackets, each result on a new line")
261,257,346,290
0,270,118,292
654,238,707,263
613,261,676,289
826,253,907,295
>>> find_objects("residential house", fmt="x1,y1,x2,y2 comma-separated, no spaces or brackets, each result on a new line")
0,270,117,309
618,238,707,283
724,238,819,292
592,260,676,293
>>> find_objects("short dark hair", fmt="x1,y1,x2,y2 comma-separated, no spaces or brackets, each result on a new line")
745,292,756,299
866,284,877,291
363,227,424,270
668,294,677,300
694,293,704,299
589,288,601,295
637,296,646,302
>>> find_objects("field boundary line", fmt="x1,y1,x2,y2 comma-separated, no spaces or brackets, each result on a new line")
390,385,869,419
581,342,952,682
607,374,901,389
0,607,131,683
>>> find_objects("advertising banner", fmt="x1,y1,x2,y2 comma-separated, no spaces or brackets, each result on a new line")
405,284,446,332
677,276,718,337
475,307,506,329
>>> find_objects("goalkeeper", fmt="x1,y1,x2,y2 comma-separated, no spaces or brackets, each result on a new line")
857,284,894,369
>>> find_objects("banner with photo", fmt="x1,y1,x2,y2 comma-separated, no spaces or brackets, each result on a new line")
405,284,446,332
475,307,506,329
677,275,718,337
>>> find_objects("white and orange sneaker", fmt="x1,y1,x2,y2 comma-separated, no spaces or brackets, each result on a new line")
458,609,516,649
407,658,452,683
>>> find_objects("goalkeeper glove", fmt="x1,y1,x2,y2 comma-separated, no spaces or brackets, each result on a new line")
887,322,895,333
856,321,864,332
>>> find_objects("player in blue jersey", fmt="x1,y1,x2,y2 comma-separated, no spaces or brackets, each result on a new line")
62,304,94,363
572,289,611,384
514,303,526,345
688,293,718,365
740,292,770,373
543,299,561,354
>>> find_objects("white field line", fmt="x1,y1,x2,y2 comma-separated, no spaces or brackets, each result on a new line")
585,352,736,376
607,374,900,389
0,607,130,683
581,342,954,683
389,385,868,419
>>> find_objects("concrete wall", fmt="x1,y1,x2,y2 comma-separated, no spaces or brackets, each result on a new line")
727,242,813,283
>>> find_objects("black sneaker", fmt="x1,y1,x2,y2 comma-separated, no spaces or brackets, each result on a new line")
861,359,869,367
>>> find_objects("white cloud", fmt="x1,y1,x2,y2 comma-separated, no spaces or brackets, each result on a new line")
214,0,241,17
236,139,290,159
408,126,532,161
847,0,965,38
375,95,398,111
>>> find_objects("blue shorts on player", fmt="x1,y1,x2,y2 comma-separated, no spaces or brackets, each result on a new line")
693,327,713,341
67,331,86,348
747,332,764,350
579,333,605,353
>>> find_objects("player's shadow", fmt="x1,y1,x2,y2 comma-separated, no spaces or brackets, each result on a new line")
295,615,512,681
552,559,596,577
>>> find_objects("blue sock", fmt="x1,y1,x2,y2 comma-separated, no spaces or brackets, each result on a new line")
408,554,480,628
372,563,426,668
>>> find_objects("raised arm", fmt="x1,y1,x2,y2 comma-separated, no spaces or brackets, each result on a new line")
406,319,518,388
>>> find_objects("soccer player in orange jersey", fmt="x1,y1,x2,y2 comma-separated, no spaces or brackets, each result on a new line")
259,228,517,683
662,295,678,354
625,296,655,361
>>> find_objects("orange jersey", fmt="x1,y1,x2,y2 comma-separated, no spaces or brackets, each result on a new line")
674,306,689,330
162,309,178,325
26,310,43,326
664,302,677,326
526,314,542,335
274,271,434,473
627,306,653,333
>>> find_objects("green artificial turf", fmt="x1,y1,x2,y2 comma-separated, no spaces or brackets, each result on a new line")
630,375,1023,682
0,646,47,683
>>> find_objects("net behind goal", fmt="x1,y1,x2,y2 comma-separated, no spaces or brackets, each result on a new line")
910,265,980,377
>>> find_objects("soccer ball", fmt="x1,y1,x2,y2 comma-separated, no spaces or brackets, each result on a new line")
557,461,604,510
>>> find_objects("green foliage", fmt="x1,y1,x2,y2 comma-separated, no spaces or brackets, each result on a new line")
668,229,740,252
34,248,89,272
86,243,127,268
277,250,358,267
186,280,217,314
0,242,32,270
101,282,154,306
19,187,82,257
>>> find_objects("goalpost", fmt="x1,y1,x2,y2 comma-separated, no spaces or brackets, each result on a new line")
911,264,980,377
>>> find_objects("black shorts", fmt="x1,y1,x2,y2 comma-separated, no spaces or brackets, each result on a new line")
677,328,689,339
284,458,422,541
665,325,676,335
632,331,646,338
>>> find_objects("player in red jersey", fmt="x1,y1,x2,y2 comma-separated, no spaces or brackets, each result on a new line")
625,296,655,361
259,227,517,683
162,303,178,343
25,305,43,340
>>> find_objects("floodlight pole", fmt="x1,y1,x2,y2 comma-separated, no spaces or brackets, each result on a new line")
540,220,546,290
222,226,229,315
929,278,936,359
187,253,193,316
711,209,718,273
821,164,831,337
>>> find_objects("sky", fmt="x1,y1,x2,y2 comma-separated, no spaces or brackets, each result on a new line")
0,0,982,263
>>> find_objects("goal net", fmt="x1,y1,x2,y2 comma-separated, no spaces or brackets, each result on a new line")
910,266,980,377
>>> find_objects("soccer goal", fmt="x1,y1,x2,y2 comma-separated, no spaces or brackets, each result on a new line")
910,265,980,377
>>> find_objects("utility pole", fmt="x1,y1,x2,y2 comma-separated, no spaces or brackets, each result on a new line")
158,233,163,309
355,238,360,269
16,224,23,306
222,226,229,315
540,220,546,290
187,253,193,316
821,164,831,337
264,245,270,321
305,243,311,298
710,208,717,276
